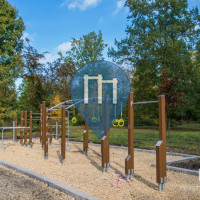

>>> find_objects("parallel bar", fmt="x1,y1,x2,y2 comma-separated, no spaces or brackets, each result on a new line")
125,92,134,179
132,101,158,105
61,106,66,163
29,111,32,147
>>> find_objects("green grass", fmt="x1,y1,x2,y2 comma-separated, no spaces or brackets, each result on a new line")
2,122,200,155
68,126,200,155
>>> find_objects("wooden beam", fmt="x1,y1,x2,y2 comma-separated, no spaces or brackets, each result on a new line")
20,112,23,145
156,95,167,191
83,123,89,155
125,92,134,179
29,111,32,147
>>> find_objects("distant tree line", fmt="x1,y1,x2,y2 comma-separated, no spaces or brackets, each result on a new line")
0,0,200,126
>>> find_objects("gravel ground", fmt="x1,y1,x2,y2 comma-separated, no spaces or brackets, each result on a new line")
0,165,74,200
0,139,200,200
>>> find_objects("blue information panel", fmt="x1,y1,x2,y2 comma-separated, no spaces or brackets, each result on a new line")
70,61,130,139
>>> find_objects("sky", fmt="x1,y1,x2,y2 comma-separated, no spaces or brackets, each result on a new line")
8,0,200,87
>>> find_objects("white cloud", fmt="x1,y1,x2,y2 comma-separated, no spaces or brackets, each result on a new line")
113,0,125,15
56,41,71,53
39,41,72,64
61,0,101,11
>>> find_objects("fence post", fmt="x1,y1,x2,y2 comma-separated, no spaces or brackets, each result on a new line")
156,95,167,191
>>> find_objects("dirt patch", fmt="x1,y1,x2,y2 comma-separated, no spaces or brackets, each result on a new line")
169,158,200,171
0,165,74,200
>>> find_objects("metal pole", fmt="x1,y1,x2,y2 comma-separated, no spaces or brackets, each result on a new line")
56,121,58,140
61,106,66,163
12,121,14,141
66,110,71,150
1,129,4,149
15,121,17,141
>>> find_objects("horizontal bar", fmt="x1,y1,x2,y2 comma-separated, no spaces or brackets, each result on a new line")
0,127,30,129
132,100,158,105
47,125,61,127
47,134,61,136
32,113,40,114
48,117,61,119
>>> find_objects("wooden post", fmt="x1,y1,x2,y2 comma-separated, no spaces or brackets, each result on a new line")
40,104,42,143
15,121,17,141
12,121,14,140
101,96,110,172
156,95,167,191
83,122,89,155
49,103,53,143
24,111,28,146
61,106,66,163
29,111,32,147
42,101,46,149
20,112,23,145
44,107,48,159
125,92,134,179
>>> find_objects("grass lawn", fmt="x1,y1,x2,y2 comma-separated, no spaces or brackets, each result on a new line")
68,125,200,155
2,123,200,155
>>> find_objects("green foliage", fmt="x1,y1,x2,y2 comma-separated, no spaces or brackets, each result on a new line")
18,40,53,112
0,0,25,125
108,0,200,120
65,30,107,67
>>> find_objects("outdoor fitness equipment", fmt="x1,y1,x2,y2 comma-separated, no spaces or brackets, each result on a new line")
82,92,167,191
71,106,77,124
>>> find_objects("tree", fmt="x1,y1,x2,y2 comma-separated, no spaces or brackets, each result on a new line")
157,69,184,135
0,0,25,125
18,40,52,112
108,0,200,120
65,30,107,67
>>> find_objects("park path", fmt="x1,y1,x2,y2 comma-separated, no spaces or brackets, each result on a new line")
0,165,74,200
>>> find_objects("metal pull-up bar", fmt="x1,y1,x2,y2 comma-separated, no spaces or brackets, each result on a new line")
0,126,30,150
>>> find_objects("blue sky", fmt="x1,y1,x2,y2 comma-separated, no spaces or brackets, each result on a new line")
9,0,200,63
